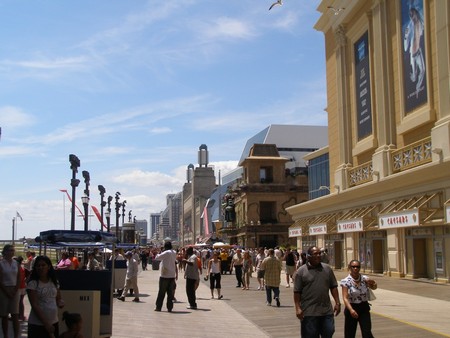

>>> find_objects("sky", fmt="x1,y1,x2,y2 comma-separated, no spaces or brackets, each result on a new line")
0,0,328,239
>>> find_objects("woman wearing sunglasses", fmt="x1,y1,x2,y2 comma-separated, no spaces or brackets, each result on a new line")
340,260,377,338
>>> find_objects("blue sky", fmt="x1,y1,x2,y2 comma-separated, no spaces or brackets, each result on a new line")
0,0,328,239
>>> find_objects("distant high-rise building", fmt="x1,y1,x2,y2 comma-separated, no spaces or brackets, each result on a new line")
150,213,161,238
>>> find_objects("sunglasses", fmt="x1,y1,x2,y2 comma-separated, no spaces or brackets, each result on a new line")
350,266,361,269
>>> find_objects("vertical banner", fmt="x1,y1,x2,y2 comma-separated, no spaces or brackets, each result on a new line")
355,31,372,140
401,0,427,113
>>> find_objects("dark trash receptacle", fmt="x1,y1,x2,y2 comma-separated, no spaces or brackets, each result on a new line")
152,260,161,270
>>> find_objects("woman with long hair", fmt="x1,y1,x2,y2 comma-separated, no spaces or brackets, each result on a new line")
340,259,377,338
27,255,65,338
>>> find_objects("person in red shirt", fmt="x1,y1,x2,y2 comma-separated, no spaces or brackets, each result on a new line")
14,256,27,321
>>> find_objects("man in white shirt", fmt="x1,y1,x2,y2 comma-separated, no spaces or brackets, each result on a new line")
117,251,140,302
154,242,178,312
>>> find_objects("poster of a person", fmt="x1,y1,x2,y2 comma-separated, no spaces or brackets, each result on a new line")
402,0,427,112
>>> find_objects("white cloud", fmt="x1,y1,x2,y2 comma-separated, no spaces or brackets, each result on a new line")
113,170,184,188
0,106,36,129
200,17,256,41
150,127,171,134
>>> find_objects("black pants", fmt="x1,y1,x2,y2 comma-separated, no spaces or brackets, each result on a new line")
155,277,176,311
234,265,243,286
28,323,59,338
186,278,197,307
209,273,221,289
344,301,374,338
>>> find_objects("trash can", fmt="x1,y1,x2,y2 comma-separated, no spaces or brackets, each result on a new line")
152,260,161,270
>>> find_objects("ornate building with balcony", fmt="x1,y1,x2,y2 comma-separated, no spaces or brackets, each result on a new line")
288,0,450,283
222,143,309,248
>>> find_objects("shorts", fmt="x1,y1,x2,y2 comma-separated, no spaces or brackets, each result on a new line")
285,265,296,276
257,270,265,279
0,286,20,316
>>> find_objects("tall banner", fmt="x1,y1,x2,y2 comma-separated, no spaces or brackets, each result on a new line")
355,31,372,140
401,0,427,113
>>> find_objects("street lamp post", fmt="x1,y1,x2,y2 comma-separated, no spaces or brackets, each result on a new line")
69,154,80,231
106,195,112,233
121,200,127,226
82,170,90,232
115,192,121,240
98,185,106,232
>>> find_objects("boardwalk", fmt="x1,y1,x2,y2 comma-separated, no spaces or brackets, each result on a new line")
4,267,450,337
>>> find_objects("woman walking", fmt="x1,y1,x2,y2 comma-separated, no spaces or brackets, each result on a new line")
340,260,377,338
27,255,65,338
242,251,253,290
206,251,223,299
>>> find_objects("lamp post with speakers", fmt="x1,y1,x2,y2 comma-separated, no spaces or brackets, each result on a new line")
115,192,121,240
69,154,80,231
106,195,113,233
98,185,106,232
81,170,90,231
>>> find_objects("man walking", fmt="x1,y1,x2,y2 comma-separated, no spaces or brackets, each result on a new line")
284,247,297,288
118,251,140,302
230,249,244,288
293,246,341,337
154,241,178,312
261,248,282,307
183,247,200,309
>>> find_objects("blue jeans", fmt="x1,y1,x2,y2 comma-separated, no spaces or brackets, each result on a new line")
265,286,280,304
301,314,335,338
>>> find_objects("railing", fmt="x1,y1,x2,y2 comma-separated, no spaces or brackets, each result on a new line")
392,137,432,173
348,161,373,187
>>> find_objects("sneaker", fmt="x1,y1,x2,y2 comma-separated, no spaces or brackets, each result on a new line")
211,296,214,299
154,308,161,312
257,286,261,290
286,284,290,288
266,302,271,306
117,296,125,302
275,297,280,307
187,305,197,310
132,298,140,302
218,295,223,299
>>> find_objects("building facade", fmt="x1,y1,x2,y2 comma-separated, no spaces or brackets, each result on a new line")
181,145,217,245
288,0,450,282
223,144,309,248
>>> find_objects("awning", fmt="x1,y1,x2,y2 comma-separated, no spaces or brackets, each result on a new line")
290,212,342,236
378,192,443,228
337,204,379,232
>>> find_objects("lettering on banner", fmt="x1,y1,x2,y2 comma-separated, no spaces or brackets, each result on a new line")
379,210,419,229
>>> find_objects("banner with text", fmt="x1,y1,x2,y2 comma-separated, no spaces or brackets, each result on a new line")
338,218,364,233
379,209,419,229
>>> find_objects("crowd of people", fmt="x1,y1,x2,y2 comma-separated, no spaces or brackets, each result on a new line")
0,242,377,337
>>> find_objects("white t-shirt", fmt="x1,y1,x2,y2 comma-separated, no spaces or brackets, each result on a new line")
27,280,59,325
155,250,177,278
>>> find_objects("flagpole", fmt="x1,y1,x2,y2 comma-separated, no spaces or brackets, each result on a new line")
12,217,15,245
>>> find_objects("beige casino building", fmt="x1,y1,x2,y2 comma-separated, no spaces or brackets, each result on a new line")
287,0,450,282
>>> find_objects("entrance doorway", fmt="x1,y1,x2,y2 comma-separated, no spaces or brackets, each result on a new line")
334,241,343,269
372,239,384,273
413,238,427,278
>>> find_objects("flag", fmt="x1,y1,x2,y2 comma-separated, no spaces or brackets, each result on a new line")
59,189,84,217
16,211,23,221
91,205,107,230
201,199,210,236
